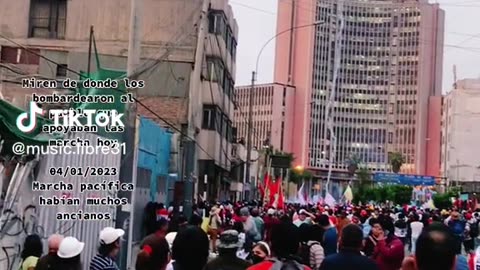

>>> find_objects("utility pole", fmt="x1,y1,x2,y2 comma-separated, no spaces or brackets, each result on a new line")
87,26,94,75
184,0,209,216
245,71,255,200
118,0,142,269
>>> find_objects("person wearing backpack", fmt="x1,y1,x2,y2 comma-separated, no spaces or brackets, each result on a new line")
298,224,324,270
247,222,311,270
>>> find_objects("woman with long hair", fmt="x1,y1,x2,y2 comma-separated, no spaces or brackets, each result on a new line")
20,234,43,270
170,226,209,270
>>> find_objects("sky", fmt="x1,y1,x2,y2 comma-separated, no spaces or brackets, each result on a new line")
231,0,480,93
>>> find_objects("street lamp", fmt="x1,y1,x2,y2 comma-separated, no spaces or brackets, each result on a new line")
244,21,325,198
294,165,304,173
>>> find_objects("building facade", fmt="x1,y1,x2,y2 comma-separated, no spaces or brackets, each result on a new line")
274,0,444,175
0,0,238,201
441,79,480,186
234,83,295,153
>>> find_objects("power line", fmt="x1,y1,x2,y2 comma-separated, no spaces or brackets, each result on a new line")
229,1,276,15
0,32,221,162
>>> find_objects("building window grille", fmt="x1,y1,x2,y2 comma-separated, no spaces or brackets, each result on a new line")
29,0,67,39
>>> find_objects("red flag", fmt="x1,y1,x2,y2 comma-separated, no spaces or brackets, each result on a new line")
277,177,285,209
264,173,272,205
268,179,278,206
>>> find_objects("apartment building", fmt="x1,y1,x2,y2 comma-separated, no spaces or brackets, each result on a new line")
441,79,480,187
0,0,238,200
234,83,295,153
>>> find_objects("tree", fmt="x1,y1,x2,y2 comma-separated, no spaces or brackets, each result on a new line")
353,185,412,205
433,192,454,210
356,167,372,187
346,154,362,177
389,152,405,173
290,168,313,184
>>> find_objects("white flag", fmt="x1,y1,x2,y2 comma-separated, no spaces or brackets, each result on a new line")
325,192,336,208
297,183,307,205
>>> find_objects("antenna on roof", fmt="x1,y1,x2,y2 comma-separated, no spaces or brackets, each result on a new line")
453,65,457,89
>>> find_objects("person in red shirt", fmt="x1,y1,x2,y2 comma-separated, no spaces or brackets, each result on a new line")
326,209,337,226
263,208,280,243
247,222,311,270
371,217,404,270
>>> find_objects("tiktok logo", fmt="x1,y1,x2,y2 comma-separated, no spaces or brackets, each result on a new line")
16,102,44,133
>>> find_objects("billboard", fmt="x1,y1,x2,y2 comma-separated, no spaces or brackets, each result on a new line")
373,173,435,186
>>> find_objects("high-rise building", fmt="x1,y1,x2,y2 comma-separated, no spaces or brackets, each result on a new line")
234,83,295,152
275,0,444,175
441,79,480,190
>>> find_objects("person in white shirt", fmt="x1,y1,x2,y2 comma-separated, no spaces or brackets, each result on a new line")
293,209,314,227
394,213,408,245
410,214,424,254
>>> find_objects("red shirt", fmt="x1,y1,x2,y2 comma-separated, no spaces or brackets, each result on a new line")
329,215,338,226
247,261,311,270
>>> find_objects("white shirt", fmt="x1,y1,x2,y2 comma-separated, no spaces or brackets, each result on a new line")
410,221,424,238
166,260,174,270
395,226,407,238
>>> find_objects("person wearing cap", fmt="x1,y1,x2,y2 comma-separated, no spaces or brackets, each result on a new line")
35,234,64,270
56,236,85,270
294,209,314,227
204,230,252,270
89,227,124,270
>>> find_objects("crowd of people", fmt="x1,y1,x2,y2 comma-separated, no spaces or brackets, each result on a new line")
16,226,123,270
15,201,480,270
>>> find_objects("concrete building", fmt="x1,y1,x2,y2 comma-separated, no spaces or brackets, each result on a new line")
0,0,238,201
274,0,444,176
234,83,296,153
441,79,480,186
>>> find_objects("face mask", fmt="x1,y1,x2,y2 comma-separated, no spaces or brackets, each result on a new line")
251,255,265,264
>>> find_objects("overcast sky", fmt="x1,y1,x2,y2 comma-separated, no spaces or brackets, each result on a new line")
231,0,480,93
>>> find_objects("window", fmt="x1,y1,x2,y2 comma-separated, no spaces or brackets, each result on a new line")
0,47,40,64
202,106,215,130
209,10,237,61
29,0,67,39
206,57,224,85
208,12,226,35
56,64,67,77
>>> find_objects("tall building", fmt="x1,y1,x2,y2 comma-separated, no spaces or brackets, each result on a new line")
0,0,238,200
234,83,295,152
441,79,480,190
275,0,444,176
